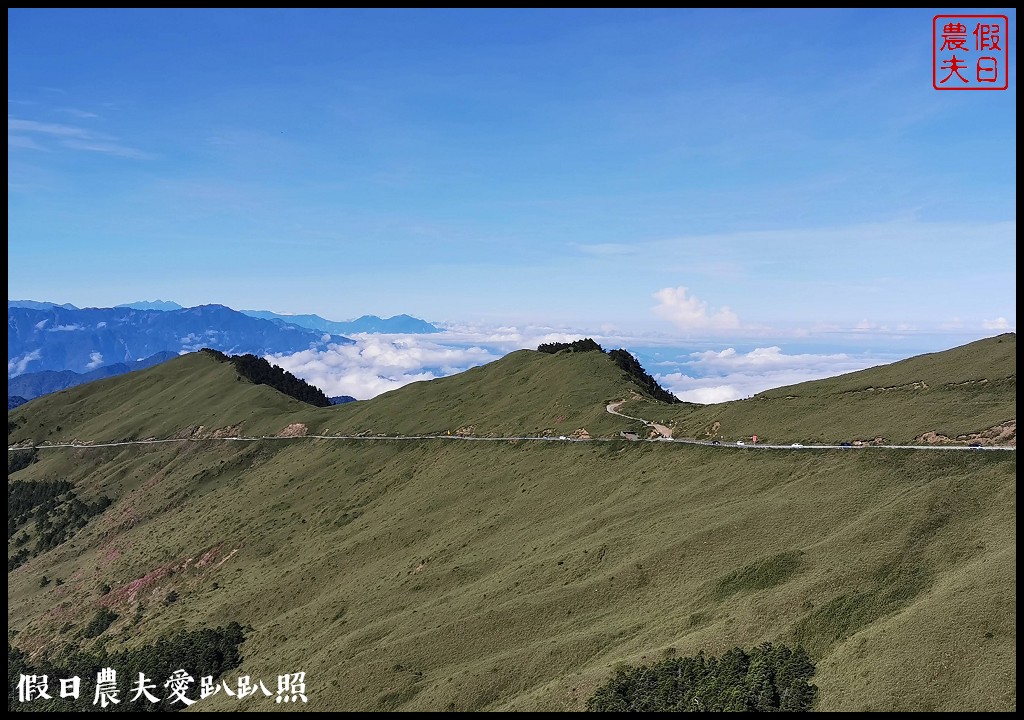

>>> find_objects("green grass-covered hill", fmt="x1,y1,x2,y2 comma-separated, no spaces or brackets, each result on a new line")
8,348,659,446
6,335,1016,712
320,348,659,438
621,333,1016,446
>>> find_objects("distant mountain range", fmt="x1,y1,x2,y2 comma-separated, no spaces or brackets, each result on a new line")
10,299,185,312
115,300,185,311
8,395,28,410
7,300,440,382
241,310,440,334
8,300,80,311
8,351,179,401
8,304,352,377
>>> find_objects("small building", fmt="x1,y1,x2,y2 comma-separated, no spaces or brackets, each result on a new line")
620,431,640,441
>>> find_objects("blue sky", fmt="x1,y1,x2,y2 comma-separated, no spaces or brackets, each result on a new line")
8,9,1017,346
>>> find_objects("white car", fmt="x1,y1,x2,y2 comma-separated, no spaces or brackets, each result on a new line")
736,440,745,446
791,443,804,448
558,436,568,440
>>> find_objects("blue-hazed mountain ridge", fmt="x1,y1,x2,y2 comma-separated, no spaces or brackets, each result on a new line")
8,304,352,377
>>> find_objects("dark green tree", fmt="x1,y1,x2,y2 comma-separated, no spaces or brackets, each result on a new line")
587,643,817,712
537,338,604,354
607,348,680,404
200,348,330,406
9,623,245,712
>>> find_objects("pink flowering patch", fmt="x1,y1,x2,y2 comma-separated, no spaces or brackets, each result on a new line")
104,566,171,605
195,546,222,568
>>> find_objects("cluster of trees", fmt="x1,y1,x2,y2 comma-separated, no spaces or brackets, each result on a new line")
201,348,330,407
587,643,817,712
607,349,681,404
8,448,37,475
82,609,120,639
537,338,604,354
8,548,29,571
8,480,112,571
536,339,680,404
8,479,73,535
8,622,246,712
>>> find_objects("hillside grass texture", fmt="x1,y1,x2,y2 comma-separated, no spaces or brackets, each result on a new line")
7,334,1016,711
621,334,1016,446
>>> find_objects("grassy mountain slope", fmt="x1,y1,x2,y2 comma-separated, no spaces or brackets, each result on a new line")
8,349,656,446
7,353,325,445
324,349,653,438
8,439,1015,711
8,350,179,401
622,333,1016,445
6,336,1017,711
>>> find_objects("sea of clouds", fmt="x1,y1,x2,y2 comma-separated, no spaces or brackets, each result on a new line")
650,346,884,403
267,326,904,404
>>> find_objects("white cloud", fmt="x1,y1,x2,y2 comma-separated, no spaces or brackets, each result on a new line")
86,351,104,370
575,243,638,256
8,117,92,138
254,322,974,409
179,333,206,351
686,345,857,370
652,287,740,332
982,317,1011,331
431,323,604,353
656,346,885,404
8,134,47,151
7,116,151,159
34,319,49,330
267,335,501,400
58,108,100,119
675,384,745,404
47,323,84,331
61,138,153,160
266,327,891,404
8,350,41,377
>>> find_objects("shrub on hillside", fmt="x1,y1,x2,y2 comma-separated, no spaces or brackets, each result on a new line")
82,608,118,638
7,448,37,476
587,643,817,712
607,348,680,404
201,348,330,407
8,479,113,570
8,622,246,712
537,338,604,354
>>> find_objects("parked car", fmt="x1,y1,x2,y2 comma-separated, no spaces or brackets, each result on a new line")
791,443,804,448
968,443,982,448
711,440,721,445
736,440,745,446
839,442,853,447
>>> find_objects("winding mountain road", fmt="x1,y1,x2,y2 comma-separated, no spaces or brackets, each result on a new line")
604,400,1014,451
8,399,1015,453
606,400,674,438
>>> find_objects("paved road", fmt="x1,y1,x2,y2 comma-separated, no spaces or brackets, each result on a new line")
605,401,1014,451
607,400,673,438
7,402,1016,453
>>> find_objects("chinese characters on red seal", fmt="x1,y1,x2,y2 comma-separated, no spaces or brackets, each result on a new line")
934,15,1009,90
